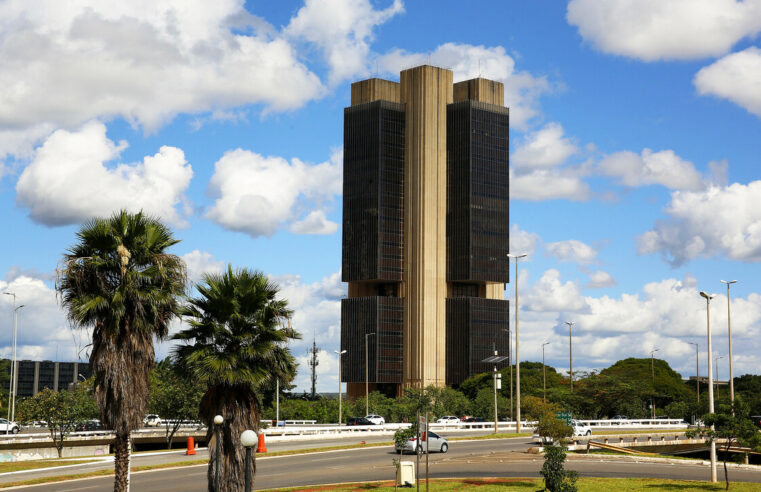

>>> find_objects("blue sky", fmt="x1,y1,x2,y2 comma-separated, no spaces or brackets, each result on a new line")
0,0,760,392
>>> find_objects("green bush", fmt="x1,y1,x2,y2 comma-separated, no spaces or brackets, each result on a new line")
540,444,578,492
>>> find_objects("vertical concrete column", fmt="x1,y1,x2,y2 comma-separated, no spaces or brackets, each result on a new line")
53,362,59,391
33,362,39,395
401,66,452,388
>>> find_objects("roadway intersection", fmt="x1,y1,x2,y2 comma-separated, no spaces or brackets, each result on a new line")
4,436,761,491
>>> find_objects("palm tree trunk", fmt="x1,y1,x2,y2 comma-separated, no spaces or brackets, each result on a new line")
114,432,131,492
202,385,259,492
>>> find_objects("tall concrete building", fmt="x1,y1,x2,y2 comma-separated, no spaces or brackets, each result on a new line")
2,359,91,397
341,65,510,398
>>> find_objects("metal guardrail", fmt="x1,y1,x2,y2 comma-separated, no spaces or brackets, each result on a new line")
0,418,688,445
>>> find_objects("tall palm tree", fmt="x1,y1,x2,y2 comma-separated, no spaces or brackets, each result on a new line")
173,266,298,492
57,210,186,492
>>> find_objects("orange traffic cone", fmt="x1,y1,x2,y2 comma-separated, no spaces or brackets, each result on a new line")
186,436,196,455
256,432,267,453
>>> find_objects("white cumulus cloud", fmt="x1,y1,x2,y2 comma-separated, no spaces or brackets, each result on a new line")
694,47,761,118
510,224,540,257
598,148,704,190
512,122,578,169
182,250,224,284
638,181,761,265
567,0,761,61
15,121,193,227
0,0,326,159
584,270,617,289
545,240,599,264
206,148,342,238
287,0,404,85
378,42,551,129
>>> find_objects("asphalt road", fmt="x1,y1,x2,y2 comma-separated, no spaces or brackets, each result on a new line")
6,437,761,491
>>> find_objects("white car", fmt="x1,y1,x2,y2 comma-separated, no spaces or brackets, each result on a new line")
365,414,385,425
571,420,592,436
0,418,20,434
143,414,162,427
436,416,460,424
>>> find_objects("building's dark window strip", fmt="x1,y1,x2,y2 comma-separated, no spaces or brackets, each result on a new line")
446,297,509,386
341,297,403,383
342,101,405,282
446,100,510,283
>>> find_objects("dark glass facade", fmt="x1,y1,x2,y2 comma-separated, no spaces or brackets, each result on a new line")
3,360,90,397
342,100,406,282
446,100,510,283
340,296,403,383
446,297,509,386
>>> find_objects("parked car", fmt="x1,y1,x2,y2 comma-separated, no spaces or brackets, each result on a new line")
464,416,486,423
0,418,20,434
571,420,592,436
611,415,628,421
346,417,374,426
76,419,103,431
436,416,460,424
395,431,449,454
364,414,385,425
143,414,163,427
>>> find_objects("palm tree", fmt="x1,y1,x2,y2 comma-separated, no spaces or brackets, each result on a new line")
57,210,186,492
173,266,298,492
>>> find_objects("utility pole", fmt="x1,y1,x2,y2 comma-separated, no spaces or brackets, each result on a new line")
3,292,16,432
699,290,717,483
308,336,320,400
365,332,376,416
334,350,347,425
507,253,526,433
720,280,737,406
565,321,575,393
650,348,659,419
542,342,550,403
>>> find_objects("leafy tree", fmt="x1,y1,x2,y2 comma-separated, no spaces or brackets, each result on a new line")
148,358,204,448
541,444,578,492
472,387,510,421
687,398,761,490
174,266,299,492
57,210,186,492
16,385,98,457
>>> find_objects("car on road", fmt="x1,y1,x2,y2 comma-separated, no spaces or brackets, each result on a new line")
571,419,592,436
76,419,103,432
346,417,374,426
143,414,162,427
364,414,385,425
611,415,628,422
395,431,449,454
0,418,20,434
436,416,460,424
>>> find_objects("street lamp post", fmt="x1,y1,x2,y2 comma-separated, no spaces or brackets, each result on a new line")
720,280,737,405
507,253,526,433
482,352,508,434
365,333,376,417
715,355,724,399
240,430,257,492
688,342,699,404
542,342,550,403
699,291,718,483
3,292,15,433
213,415,223,492
650,348,659,419
7,302,24,425
565,321,575,393
334,349,347,425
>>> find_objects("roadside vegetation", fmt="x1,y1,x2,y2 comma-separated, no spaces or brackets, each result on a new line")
258,478,761,491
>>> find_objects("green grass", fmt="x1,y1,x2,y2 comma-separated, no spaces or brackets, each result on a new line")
259,477,761,491
0,458,101,473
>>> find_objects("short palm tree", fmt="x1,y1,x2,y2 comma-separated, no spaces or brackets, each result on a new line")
57,210,186,492
173,266,298,492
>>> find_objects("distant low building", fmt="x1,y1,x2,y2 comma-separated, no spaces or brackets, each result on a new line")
2,359,91,397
